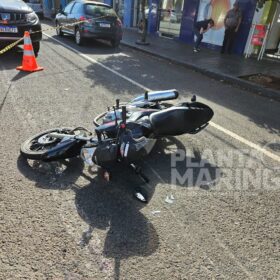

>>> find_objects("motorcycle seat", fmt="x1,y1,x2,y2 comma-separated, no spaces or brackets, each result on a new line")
149,105,213,136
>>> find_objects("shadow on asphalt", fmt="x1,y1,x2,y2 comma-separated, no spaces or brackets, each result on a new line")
147,137,220,190
17,137,220,279
78,46,280,140
17,156,84,190
74,176,159,280
43,33,122,56
17,155,159,280
11,71,32,81
0,47,36,80
0,47,24,70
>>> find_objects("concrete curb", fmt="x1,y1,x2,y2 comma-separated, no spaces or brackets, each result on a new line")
121,41,280,102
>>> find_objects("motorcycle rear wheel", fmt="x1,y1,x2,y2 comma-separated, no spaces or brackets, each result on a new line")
20,127,74,160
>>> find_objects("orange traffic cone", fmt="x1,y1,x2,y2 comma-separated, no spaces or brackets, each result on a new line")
16,31,43,72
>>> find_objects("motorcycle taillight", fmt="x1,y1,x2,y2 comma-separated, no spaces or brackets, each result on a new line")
80,16,92,24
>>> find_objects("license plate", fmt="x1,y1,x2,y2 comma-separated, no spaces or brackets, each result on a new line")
0,25,18,33
99,23,110,28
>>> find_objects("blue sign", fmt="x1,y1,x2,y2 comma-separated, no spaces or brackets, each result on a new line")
1,13,11,21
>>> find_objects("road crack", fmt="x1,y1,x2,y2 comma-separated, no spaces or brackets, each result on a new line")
0,83,12,114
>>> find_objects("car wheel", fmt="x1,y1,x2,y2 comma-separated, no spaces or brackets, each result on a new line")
75,28,84,46
111,39,120,48
32,41,40,57
56,21,63,36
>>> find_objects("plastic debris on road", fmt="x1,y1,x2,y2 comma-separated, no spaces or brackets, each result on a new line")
151,210,161,215
165,194,175,204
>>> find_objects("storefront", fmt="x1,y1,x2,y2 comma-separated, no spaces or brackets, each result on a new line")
179,0,256,54
42,0,60,18
158,0,185,37
54,0,266,56
245,0,280,58
107,0,147,28
110,0,257,55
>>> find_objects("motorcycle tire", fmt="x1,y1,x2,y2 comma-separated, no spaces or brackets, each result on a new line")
20,127,74,160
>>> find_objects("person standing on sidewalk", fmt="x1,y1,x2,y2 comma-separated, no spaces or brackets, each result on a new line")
221,2,242,54
193,19,215,53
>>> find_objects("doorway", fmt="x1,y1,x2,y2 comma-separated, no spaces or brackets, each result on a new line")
158,0,184,37
265,3,280,58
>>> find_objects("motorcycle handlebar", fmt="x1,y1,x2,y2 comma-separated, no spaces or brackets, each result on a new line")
121,106,126,125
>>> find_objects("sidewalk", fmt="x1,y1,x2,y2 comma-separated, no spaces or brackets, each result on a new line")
121,29,280,101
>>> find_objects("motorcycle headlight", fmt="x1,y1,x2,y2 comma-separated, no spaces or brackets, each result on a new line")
25,12,39,23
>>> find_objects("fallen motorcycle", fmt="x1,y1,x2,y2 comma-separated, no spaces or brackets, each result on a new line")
20,89,214,202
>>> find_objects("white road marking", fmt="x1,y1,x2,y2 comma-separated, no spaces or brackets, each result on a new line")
210,121,280,163
43,33,280,164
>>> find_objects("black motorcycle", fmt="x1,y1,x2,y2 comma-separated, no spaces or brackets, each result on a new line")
20,89,214,202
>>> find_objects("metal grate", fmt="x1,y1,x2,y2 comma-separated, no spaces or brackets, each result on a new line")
0,13,26,24
10,13,26,24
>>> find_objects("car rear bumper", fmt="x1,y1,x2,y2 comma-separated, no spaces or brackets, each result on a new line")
81,26,122,40
82,32,122,41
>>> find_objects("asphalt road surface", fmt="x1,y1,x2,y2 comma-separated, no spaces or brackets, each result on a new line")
0,24,279,280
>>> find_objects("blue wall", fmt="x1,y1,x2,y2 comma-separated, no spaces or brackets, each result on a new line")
42,0,54,18
103,0,113,6
233,0,256,54
179,0,199,44
148,0,160,34
61,0,68,8
123,0,134,27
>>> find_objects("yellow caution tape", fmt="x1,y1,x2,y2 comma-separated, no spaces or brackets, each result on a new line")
0,37,24,55
0,16,109,55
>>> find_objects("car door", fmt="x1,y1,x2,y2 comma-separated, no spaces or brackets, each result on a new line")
66,2,84,34
61,1,75,34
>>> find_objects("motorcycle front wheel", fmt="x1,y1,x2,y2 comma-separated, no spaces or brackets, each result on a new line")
20,127,74,160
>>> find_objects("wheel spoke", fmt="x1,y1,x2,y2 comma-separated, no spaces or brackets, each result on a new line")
26,129,72,154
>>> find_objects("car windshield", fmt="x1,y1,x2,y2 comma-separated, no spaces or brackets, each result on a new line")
85,4,117,18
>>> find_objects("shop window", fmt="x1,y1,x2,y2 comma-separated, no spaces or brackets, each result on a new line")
159,0,184,37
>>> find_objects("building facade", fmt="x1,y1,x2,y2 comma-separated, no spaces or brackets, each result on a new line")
42,0,61,18
244,0,280,56
43,0,279,56
105,0,258,55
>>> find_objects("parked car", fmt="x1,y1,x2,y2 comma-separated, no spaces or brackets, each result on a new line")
23,0,43,19
0,0,42,56
55,0,123,47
